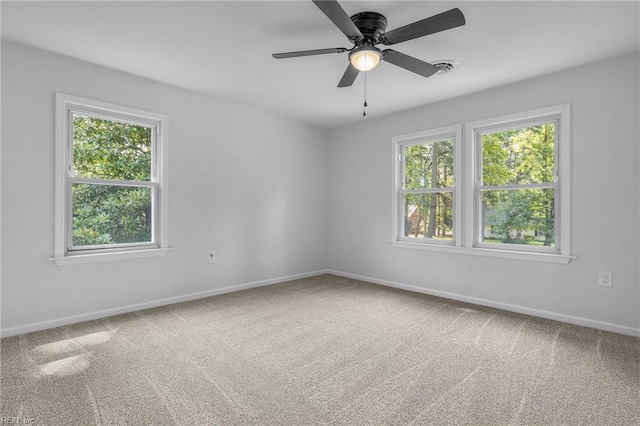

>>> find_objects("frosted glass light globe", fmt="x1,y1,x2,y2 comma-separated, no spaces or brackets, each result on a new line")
349,48,382,72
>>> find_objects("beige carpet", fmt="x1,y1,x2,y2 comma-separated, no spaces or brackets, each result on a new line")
1,274,639,425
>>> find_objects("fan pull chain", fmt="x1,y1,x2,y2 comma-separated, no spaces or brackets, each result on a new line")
363,70,368,117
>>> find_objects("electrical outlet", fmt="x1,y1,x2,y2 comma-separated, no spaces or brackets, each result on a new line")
340,243,347,253
208,251,216,263
598,271,612,287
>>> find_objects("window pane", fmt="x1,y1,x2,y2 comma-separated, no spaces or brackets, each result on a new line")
480,188,555,247
404,139,454,189
72,183,152,247
403,192,453,241
73,115,152,181
482,123,555,186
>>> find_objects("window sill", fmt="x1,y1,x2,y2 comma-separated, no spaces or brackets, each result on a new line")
48,247,172,266
389,241,575,264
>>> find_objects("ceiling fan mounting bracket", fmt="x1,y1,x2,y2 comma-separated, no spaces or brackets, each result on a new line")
349,11,387,45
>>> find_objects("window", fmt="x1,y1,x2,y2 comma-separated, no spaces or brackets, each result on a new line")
393,125,462,246
475,120,558,251
52,94,169,265
467,105,571,258
392,105,572,263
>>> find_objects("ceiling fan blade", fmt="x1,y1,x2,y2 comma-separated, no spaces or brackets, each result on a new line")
272,47,347,59
338,64,359,87
382,49,440,78
381,8,465,45
312,0,363,40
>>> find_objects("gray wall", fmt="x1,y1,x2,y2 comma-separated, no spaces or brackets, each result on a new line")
1,41,328,332
327,52,639,332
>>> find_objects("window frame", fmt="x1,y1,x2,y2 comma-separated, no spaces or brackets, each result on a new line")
473,116,560,254
392,125,463,247
391,104,573,264
465,104,571,258
52,93,170,266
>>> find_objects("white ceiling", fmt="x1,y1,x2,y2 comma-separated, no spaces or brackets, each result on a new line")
2,1,639,129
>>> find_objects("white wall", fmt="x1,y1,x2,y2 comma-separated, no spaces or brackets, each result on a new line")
1,41,328,333
327,53,640,333
2,41,639,337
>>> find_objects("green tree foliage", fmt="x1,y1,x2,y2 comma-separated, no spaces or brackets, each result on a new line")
72,116,153,247
482,124,555,246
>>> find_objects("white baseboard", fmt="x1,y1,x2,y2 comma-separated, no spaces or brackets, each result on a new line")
4,269,637,339
0,270,331,338
328,270,640,337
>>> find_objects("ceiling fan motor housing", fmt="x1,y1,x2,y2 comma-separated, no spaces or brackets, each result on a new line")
350,11,388,45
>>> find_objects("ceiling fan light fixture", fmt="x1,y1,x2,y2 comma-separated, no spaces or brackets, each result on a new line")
349,46,382,72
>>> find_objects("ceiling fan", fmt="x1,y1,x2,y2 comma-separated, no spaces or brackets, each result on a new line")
272,0,466,88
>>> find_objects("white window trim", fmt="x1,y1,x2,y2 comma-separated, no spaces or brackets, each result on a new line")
466,104,572,258
391,104,574,264
50,93,170,266
391,124,463,247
